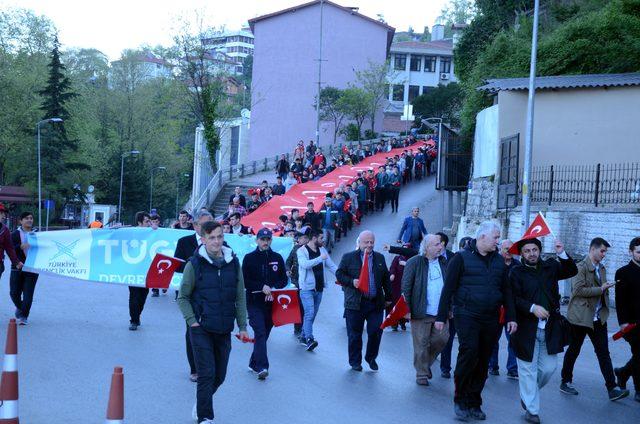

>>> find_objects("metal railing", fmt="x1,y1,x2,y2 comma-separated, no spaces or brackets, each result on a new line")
527,162,640,206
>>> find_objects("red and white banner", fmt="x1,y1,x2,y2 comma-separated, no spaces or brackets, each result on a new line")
242,142,427,231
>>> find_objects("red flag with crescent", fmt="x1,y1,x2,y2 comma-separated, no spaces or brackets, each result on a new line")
380,295,410,329
509,212,553,254
271,288,302,327
146,253,185,289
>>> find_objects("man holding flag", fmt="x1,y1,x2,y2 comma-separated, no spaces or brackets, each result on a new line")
336,230,392,372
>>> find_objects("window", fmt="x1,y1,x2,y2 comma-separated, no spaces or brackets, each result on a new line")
440,57,452,74
392,84,404,101
424,56,436,72
422,86,430,95
410,55,421,71
408,85,420,102
394,54,406,70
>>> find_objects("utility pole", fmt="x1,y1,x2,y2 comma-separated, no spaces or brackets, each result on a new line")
521,0,540,230
315,0,325,147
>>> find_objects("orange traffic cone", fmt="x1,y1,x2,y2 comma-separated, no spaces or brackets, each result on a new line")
105,367,124,423
0,319,19,424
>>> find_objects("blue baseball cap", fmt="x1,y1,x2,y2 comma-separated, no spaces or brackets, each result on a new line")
256,228,273,239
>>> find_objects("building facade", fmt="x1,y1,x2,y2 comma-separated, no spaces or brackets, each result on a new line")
247,0,394,159
202,28,254,65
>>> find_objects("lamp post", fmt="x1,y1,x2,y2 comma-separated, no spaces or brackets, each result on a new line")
118,150,140,223
149,166,167,212
36,117,63,230
175,173,190,217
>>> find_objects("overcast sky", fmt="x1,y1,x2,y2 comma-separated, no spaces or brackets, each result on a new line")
0,0,448,59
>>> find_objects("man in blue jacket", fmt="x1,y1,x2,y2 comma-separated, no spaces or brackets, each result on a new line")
242,228,288,380
397,207,427,247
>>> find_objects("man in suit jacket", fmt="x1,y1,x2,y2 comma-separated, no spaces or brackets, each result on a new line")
174,209,213,383
509,238,577,423
560,237,629,401
336,230,392,372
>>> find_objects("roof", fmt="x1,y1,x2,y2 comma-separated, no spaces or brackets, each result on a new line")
391,40,453,53
478,73,640,93
248,0,396,51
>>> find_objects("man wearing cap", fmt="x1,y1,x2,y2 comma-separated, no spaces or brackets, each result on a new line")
509,237,577,423
242,228,288,379
0,204,23,284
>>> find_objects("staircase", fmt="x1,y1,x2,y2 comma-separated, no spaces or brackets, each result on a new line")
210,182,259,217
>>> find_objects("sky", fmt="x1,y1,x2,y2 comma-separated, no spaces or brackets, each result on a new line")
0,0,448,60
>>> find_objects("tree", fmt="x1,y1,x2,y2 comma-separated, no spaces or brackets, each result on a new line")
338,88,371,141
411,82,463,127
314,86,346,144
355,60,393,135
440,0,477,25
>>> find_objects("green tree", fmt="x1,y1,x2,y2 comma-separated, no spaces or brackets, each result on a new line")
412,82,463,126
315,86,346,144
355,60,393,134
338,88,371,141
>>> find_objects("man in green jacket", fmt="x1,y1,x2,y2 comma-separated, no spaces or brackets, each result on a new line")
401,234,449,386
177,221,249,424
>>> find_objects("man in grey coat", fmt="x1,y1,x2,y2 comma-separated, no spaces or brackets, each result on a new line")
401,234,449,386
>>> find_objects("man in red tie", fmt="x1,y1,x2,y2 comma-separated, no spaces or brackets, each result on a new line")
336,230,392,372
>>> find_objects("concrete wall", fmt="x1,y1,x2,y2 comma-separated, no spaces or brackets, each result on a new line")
249,3,389,159
473,104,499,178
498,86,640,167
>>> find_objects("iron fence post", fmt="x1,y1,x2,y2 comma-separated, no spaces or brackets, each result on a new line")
594,163,601,207
548,165,554,206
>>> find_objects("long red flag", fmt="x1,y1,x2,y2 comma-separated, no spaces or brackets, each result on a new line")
358,251,370,296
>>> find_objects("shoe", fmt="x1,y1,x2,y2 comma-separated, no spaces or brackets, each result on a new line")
305,338,318,352
488,368,499,376
454,403,470,421
525,411,541,424
129,323,138,331
416,377,429,386
17,317,27,325
400,322,407,331
391,325,398,332
298,336,307,346
608,386,629,401
247,366,257,374
468,406,486,420
151,291,159,297
200,419,215,424
367,359,379,372
560,382,579,395
257,369,269,380
189,373,198,382
351,364,363,372
614,367,629,390
441,370,451,379
507,370,519,380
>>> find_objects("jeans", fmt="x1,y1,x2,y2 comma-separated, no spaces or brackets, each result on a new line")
247,302,273,371
300,290,323,340
441,318,457,373
189,326,231,422
345,299,384,367
517,328,557,415
489,326,518,373
561,320,617,391
322,228,335,252
128,287,149,325
9,270,38,318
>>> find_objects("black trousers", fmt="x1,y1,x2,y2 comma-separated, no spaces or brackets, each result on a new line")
618,330,640,391
186,323,196,374
389,187,400,212
128,287,149,325
561,321,617,390
345,299,384,367
440,318,457,373
248,302,273,371
189,327,231,422
375,187,386,211
9,270,39,318
453,314,500,408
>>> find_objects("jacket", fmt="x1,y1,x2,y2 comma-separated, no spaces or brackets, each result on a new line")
242,247,287,304
567,259,609,329
319,207,338,229
401,255,447,320
296,245,338,290
174,233,199,273
0,223,19,267
510,255,578,361
336,249,392,311
286,244,302,286
615,261,640,326
397,216,427,245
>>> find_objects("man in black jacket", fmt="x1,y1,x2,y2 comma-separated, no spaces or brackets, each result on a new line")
614,237,640,403
336,230,392,372
242,228,288,380
435,221,517,421
10,211,37,325
510,238,578,423
174,209,213,382
129,211,151,331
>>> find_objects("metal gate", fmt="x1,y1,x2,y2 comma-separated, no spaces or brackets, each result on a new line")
437,124,471,191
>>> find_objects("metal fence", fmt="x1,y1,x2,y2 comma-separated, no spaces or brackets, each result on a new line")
527,163,640,206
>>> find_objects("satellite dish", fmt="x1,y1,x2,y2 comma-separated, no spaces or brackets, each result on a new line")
88,185,95,193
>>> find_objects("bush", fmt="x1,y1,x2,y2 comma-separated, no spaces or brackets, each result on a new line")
363,129,378,140
341,123,361,141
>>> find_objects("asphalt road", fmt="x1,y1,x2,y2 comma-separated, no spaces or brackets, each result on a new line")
1,175,638,423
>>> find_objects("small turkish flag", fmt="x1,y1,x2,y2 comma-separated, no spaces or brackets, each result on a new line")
271,288,302,327
509,212,553,254
381,295,410,329
146,253,185,289
358,251,370,296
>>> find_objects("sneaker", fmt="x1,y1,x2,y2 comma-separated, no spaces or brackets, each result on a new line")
305,338,318,352
400,322,407,331
17,317,27,326
129,323,138,331
351,364,363,372
488,368,499,376
189,373,198,382
247,366,257,374
525,411,541,424
151,291,159,297
257,369,269,380
416,377,429,386
468,406,486,420
454,403,470,421
507,370,519,380
614,367,629,390
441,370,451,379
200,419,215,424
298,336,307,346
560,382,579,395
366,359,379,372
608,386,629,401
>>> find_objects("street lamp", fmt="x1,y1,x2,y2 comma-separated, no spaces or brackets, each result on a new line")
149,166,167,211
36,117,63,230
118,150,140,222
175,173,190,217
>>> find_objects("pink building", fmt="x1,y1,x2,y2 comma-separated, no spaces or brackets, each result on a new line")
248,0,394,159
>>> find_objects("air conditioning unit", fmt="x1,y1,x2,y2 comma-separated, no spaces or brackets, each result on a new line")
440,73,449,80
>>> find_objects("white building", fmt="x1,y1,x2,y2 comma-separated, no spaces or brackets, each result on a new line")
202,28,254,64
110,52,173,83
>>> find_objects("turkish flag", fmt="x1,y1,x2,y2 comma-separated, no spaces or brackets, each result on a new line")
145,253,185,289
381,295,410,329
613,323,637,341
271,288,302,327
358,251,370,296
509,212,553,254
